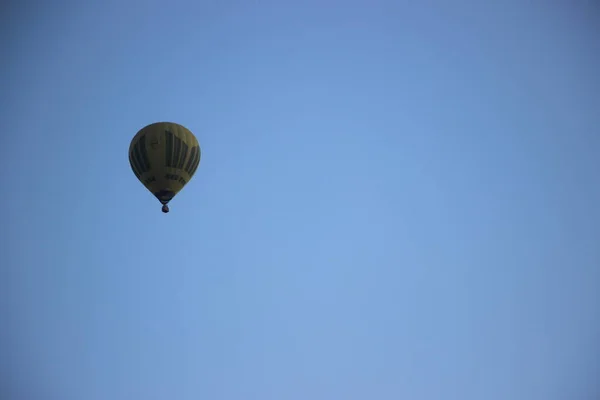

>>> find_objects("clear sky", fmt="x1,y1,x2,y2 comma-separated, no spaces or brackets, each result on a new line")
2,1,599,399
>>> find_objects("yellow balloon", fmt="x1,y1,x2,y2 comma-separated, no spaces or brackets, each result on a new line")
129,122,201,213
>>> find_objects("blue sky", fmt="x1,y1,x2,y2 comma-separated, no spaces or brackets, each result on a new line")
2,1,599,399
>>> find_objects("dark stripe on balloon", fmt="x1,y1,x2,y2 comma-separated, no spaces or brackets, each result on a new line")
138,135,151,171
165,130,173,167
189,147,200,176
173,135,181,168
133,144,145,175
178,142,189,169
129,151,141,178
184,146,196,173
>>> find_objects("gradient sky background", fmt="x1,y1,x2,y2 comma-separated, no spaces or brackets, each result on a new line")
2,1,599,399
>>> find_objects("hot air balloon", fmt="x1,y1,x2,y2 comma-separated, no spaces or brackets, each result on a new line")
129,122,201,213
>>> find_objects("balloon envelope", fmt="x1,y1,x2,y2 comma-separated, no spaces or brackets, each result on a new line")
129,122,201,211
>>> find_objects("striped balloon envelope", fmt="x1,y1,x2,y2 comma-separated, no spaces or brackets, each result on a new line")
129,122,201,213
